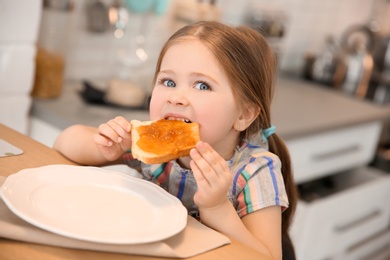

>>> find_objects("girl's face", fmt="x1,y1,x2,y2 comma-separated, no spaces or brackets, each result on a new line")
149,39,243,158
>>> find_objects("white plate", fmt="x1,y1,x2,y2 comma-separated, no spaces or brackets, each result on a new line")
0,164,187,244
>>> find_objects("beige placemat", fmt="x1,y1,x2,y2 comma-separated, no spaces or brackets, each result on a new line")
0,198,230,258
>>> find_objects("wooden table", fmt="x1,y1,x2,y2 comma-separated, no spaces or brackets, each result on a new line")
0,124,266,260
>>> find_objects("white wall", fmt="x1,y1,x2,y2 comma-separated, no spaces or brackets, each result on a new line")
59,0,390,80
61,0,173,88
221,0,390,74
0,0,42,134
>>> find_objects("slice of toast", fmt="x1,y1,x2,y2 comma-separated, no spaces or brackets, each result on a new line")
131,119,200,164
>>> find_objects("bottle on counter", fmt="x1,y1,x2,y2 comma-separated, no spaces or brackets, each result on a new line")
341,37,374,98
336,24,376,98
311,35,344,86
31,0,74,99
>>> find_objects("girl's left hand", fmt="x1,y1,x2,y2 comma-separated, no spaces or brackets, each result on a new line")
190,141,232,209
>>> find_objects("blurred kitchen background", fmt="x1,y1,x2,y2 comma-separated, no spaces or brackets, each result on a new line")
1,0,390,259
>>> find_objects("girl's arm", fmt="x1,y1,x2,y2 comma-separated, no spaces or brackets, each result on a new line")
54,116,132,165
54,125,108,165
190,141,282,259
199,201,282,259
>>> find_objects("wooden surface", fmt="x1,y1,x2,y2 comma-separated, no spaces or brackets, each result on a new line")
0,124,266,260
0,125,78,176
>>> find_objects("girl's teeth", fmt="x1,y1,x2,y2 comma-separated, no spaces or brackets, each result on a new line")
166,117,191,123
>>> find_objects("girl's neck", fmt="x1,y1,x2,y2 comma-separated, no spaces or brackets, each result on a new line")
177,156,192,169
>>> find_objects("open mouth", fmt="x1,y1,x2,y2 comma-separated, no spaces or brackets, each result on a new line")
165,117,192,123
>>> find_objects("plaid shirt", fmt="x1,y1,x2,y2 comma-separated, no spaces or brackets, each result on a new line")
123,133,289,219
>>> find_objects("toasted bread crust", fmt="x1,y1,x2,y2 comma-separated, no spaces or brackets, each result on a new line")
130,120,200,164
135,149,193,164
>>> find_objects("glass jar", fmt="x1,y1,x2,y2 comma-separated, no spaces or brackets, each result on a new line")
31,0,74,98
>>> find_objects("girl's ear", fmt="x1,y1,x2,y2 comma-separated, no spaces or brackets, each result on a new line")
233,104,260,131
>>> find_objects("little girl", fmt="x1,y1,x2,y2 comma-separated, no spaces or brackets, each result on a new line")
54,21,297,259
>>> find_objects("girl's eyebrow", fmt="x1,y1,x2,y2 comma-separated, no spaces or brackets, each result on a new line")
158,70,220,85
158,70,174,75
191,72,219,85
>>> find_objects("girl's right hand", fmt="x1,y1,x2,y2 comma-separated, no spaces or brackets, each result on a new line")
93,116,132,161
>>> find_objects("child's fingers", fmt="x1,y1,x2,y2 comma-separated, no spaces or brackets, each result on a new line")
98,117,131,143
190,146,220,185
113,116,132,132
106,119,129,140
93,134,113,147
97,123,121,143
192,142,233,190
194,142,226,177
190,159,209,185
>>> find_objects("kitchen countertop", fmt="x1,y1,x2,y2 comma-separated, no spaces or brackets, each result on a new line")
31,77,390,140
271,78,390,139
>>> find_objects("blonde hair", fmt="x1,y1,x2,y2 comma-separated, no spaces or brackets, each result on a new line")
153,21,297,250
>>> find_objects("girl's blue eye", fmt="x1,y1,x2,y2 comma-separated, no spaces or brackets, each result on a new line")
194,82,210,90
163,79,176,87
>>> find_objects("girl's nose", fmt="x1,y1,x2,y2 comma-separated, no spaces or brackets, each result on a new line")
167,92,189,106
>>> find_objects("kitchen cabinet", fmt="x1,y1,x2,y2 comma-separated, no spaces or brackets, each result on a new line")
291,167,390,260
29,77,390,259
270,78,390,259
287,121,382,184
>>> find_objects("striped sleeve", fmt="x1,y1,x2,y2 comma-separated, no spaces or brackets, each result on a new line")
234,152,289,217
